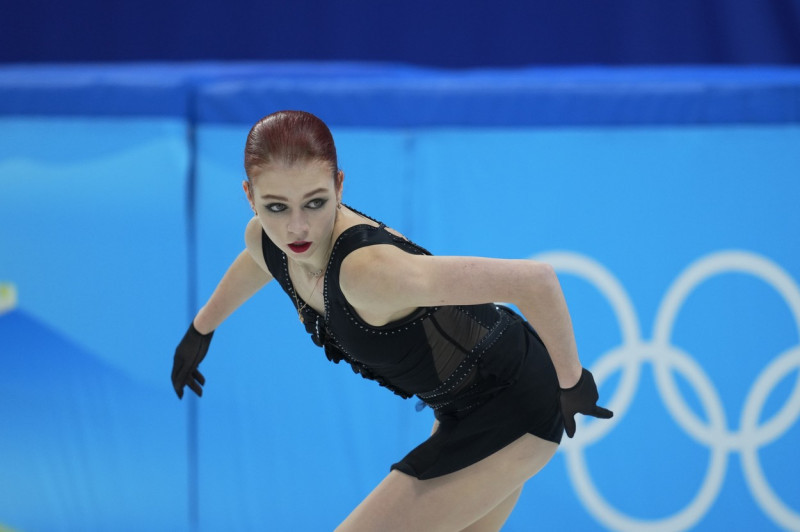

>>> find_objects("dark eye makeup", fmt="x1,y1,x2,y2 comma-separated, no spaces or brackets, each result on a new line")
265,203,287,213
306,198,327,209
264,197,328,213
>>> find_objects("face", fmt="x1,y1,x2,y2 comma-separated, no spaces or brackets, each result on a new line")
245,159,343,263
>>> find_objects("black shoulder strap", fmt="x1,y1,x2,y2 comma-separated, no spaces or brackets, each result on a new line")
261,229,288,283
340,204,432,257
331,223,432,264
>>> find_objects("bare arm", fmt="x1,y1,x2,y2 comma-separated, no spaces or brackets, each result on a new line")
341,246,582,388
193,217,273,334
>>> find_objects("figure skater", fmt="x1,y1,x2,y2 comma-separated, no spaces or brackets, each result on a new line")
172,110,612,532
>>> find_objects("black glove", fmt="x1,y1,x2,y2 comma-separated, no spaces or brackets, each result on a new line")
171,322,214,399
559,368,613,438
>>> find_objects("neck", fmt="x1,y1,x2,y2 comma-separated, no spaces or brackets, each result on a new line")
294,205,343,278
298,236,335,278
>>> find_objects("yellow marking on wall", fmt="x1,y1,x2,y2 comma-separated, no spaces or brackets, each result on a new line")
0,282,17,315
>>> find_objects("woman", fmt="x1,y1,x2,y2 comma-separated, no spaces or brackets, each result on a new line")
171,110,612,531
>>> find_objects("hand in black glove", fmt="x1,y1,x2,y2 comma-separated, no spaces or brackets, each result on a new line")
171,322,214,399
560,367,613,438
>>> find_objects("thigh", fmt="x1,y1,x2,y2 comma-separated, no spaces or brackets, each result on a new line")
460,486,523,532
335,434,559,532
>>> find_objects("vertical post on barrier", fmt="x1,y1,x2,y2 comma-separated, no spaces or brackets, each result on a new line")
185,88,200,532
187,395,199,531
402,134,416,238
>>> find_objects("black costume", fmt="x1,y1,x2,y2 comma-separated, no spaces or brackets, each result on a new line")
261,212,563,480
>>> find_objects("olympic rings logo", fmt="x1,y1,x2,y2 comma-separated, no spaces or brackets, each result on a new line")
532,250,800,532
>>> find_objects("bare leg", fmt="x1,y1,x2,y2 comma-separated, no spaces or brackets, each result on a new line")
335,434,558,532
459,487,523,532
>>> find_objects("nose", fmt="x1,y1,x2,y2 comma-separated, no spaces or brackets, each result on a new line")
287,209,309,237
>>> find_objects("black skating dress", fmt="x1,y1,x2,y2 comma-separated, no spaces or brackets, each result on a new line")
261,214,563,480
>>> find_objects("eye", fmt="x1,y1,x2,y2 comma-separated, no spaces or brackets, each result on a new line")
306,198,328,209
265,203,287,213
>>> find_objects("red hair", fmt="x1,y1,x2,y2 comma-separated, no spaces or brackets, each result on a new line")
244,110,338,180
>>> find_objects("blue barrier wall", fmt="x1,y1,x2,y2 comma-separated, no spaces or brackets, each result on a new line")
2,64,800,532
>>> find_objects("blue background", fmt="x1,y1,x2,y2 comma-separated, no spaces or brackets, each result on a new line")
1,4,800,528
2,63,799,532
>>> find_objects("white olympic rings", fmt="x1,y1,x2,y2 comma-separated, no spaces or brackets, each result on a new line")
532,250,800,532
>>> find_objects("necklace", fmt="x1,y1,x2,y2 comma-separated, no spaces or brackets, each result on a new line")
291,236,335,322
293,268,325,323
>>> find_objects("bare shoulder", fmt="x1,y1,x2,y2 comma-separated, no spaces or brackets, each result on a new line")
244,216,269,273
342,241,552,314
339,244,422,324
341,243,416,282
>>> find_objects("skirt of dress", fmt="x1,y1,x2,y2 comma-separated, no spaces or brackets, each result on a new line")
390,318,564,480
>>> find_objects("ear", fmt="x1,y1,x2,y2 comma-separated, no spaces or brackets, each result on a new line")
243,180,255,210
335,170,344,204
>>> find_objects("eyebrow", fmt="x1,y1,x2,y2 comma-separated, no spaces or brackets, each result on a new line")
260,187,329,201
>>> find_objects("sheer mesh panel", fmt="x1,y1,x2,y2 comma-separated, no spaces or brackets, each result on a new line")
422,307,489,394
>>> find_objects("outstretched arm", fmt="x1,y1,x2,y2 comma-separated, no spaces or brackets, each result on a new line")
172,217,272,398
193,216,273,334
341,246,612,436
341,248,582,387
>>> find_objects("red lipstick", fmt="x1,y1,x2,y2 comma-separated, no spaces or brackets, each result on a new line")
288,241,312,254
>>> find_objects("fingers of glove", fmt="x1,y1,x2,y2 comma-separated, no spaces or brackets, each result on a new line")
188,377,203,398
171,360,180,383
563,412,576,438
172,371,204,400
589,405,614,419
172,354,206,399
171,350,187,382
172,351,194,386
173,344,206,387
171,357,186,398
